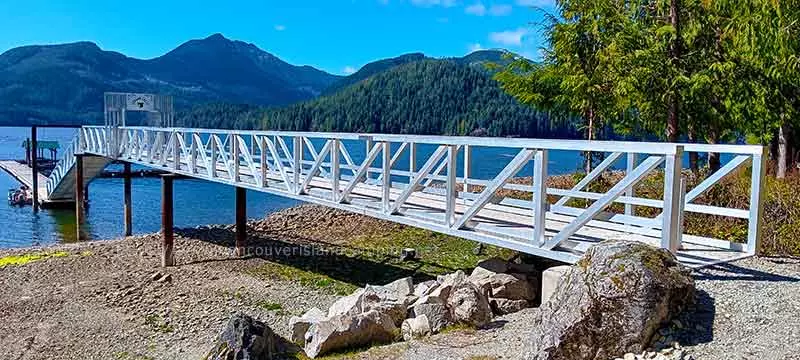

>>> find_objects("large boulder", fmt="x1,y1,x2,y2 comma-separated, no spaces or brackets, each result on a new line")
430,270,467,300
304,310,398,358
326,277,414,326
471,272,536,301
447,282,493,328
410,295,451,333
523,240,695,360
207,313,280,360
289,307,326,346
401,315,432,341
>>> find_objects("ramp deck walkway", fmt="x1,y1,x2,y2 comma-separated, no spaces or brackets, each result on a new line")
43,126,767,268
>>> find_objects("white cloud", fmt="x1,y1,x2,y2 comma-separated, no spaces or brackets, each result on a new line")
489,28,528,46
465,2,486,15
342,66,357,75
489,4,512,16
274,24,286,31
411,0,457,7
468,43,484,52
515,0,555,7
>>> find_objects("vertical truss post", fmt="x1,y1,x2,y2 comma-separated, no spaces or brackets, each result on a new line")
209,136,217,178
625,153,637,217
232,134,240,182
382,141,391,212
747,150,767,255
293,136,302,193
446,145,458,227
532,149,548,246
463,144,472,194
366,137,374,181
331,139,340,202
409,142,417,182
661,146,684,253
172,131,180,171
261,136,268,188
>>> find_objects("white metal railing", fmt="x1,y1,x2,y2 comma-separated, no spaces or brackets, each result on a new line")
73,125,766,266
46,131,81,195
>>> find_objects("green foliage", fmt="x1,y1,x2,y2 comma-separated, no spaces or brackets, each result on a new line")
180,59,578,138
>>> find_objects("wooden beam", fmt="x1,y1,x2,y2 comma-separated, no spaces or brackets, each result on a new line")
75,154,84,240
161,174,175,267
31,126,39,212
123,162,132,236
236,186,247,256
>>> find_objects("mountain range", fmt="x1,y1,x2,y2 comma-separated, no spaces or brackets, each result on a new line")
0,33,573,138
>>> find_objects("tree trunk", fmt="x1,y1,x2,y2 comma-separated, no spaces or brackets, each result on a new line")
584,108,595,173
707,129,720,172
688,122,698,173
666,0,682,143
777,118,788,178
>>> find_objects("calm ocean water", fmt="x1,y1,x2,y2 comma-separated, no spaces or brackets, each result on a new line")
0,126,596,248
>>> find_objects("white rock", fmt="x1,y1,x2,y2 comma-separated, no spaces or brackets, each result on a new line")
540,265,570,304
383,277,413,297
289,307,326,346
401,315,432,341
304,310,398,358
327,288,365,318
447,282,492,327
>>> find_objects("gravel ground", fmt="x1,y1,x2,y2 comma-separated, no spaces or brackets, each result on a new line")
0,205,798,359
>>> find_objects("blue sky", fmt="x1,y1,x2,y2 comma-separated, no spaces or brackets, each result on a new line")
0,0,554,75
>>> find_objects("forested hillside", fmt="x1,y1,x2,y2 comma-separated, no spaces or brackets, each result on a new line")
179,59,578,138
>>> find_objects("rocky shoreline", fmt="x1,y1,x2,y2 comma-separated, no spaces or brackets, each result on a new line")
1,205,799,359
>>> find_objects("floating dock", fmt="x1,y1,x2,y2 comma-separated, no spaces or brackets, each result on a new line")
0,160,50,204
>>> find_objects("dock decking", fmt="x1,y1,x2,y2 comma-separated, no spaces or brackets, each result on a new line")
0,160,49,203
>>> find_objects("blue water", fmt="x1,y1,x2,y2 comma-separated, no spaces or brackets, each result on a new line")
0,126,627,248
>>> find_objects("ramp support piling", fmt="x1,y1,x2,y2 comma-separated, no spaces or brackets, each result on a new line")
161,174,175,267
31,126,39,213
123,162,132,236
74,154,85,240
235,187,247,256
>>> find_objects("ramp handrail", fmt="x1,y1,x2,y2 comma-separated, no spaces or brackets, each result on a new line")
46,131,81,195
75,125,766,266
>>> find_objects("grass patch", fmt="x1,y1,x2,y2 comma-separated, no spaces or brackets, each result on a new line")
256,300,283,311
249,262,358,296
144,314,174,333
247,226,514,295
0,251,69,268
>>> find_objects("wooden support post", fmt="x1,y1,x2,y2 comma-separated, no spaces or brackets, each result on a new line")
31,126,39,212
161,175,175,267
75,154,84,240
123,162,132,236
235,186,247,256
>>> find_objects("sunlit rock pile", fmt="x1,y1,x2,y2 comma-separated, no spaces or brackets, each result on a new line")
290,257,539,358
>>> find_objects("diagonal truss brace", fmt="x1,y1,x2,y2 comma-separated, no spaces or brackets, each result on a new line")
453,149,534,229
543,155,665,250
390,145,448,214
554,152,623,207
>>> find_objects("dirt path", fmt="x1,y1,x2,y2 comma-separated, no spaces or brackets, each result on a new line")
1,205,798,360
